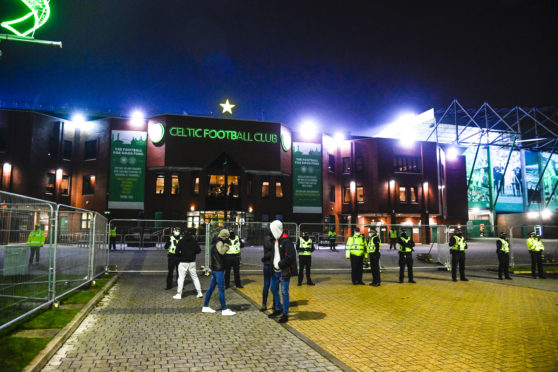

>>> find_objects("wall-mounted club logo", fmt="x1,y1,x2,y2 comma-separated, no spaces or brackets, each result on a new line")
148,122,165,144
281,131,292,152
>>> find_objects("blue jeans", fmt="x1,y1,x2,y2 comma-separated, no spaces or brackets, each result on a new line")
270,271,290,315
262,265,272,307
204,271,227,310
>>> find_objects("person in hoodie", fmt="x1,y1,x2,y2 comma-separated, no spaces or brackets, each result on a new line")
202,229,236,316
260,228,276,311
173,228,203,299
268,220,297,323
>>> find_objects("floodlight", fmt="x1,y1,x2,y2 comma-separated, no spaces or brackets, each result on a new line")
389,180,395,189
3,162,11,173
131,110,145,127
71,112,86,125
350,181,356,192
423,182,429,193
333,132,345,142
527,211,538,219
56,169,63,179
299,119,318,139
447,146,459,161
542,209,552,219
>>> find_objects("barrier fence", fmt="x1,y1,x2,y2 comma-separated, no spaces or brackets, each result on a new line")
0,191,107,330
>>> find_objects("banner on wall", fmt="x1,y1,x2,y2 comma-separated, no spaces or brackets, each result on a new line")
464,146,491,209
541,152,558,208
490,147,523,212
293,142,322,214
108,130,147,209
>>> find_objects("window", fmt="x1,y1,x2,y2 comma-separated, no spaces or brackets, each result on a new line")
246,179,252,195
394,156,421,173
46,173,56,194
261,181,270,198
357,186,364,203
192,176,199,195
171,175,180,195
399,186,407,202
342,157,351,173
84,140,97,160
275,181,284,198
355,157,364,172
61,175,70,196
63,140,72,160
48,123,60,157
156,175,165,194
82,175,95,195
261,214,269,222
328,154,335,172
80,212,93,229
329,184,335,202
410,187,417,203
343,186,351,203
0,127,7,152
208,175,226,196
228,176,240,197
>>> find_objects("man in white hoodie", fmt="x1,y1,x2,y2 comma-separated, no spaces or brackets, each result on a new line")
268,220,297,323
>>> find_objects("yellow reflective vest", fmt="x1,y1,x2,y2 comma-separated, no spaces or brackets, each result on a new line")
346,235,365,258
110,227,117,237
328,231,337,239
390,230,398,239
498,238,509,253
399,236,413,253
451,235,467,251
168,236,181,254
28,229,45,247
527,237,544,252
227,236,241,255
366,235,381,255
299,237,313,256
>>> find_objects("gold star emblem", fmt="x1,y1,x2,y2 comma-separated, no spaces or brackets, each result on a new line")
220,99,235,114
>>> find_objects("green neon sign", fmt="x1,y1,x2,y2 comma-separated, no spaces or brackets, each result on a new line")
1,0,51,37
169,127,277,144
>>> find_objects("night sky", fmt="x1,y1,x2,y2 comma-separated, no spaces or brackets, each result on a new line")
1,0,557,135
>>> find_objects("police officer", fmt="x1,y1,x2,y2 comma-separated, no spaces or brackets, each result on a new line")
28,224,45,265
346,227,366,284
297,232,315,286
224,229,244,288
366,229,381,286
165,227,182,290
496,232,512,280
398,230,415,283
389,229,398,250
527,232,546,279
328,228,337,251
449,228,468,282
109,225,117,251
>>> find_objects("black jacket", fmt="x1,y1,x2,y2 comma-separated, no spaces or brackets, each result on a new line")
210,236,230,271
270,233,298,279
176,234,201,262
262,232,274,265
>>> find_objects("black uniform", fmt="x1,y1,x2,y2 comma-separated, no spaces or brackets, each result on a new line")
296,236,315,285
368,234,381,286
398,234,415,283
496,237,511,280
165,234,181,289
449,234,468,281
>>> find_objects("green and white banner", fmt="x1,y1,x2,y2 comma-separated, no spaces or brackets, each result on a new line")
108,130,147,209
293,142,322,214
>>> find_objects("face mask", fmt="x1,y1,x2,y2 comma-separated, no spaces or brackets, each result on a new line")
173,232,179,237
355,232,360,236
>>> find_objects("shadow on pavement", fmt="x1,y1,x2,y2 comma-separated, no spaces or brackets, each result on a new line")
294,311,326,320
290,299,308,307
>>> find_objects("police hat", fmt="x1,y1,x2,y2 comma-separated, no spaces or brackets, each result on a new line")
499,232,506,237
370,229,377,235
354,227,360,233
528,231,535,237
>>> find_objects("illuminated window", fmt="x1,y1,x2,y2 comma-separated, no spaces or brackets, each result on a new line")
61,175,70,196
410,187,417,202
343,187,351,203
342,157,351,174
329,184,335,202
275,181,284,198
228,176,240,198
171,175,180,195
262,181,270,198
192,177,199,195
156,175,165,194
399,187,407,202
81,212,93,229
84,140,97,160
63,140,72,160
328,154,335,172
357,186,364,203
82,175,95,195
208,175,226,196
394,156,421,173
46,173,55,194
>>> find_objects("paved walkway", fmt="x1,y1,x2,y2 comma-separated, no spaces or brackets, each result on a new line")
42,274,342,372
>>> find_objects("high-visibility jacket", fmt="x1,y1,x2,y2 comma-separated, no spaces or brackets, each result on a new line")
226,236,241,255
28,229,45,247
298,237,313,256
451,235,467,251
527,237,544,252
328,231,337,240
346,235,365,258
399,236,413,253
497,238,510,253
390,230,398,239
366,235,381,255
168,235,181,254
109,227,117,238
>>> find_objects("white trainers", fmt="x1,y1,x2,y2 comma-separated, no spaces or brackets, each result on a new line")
202,306,216,313
222,308,236,316
172,294,181,300
196,292,204,298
